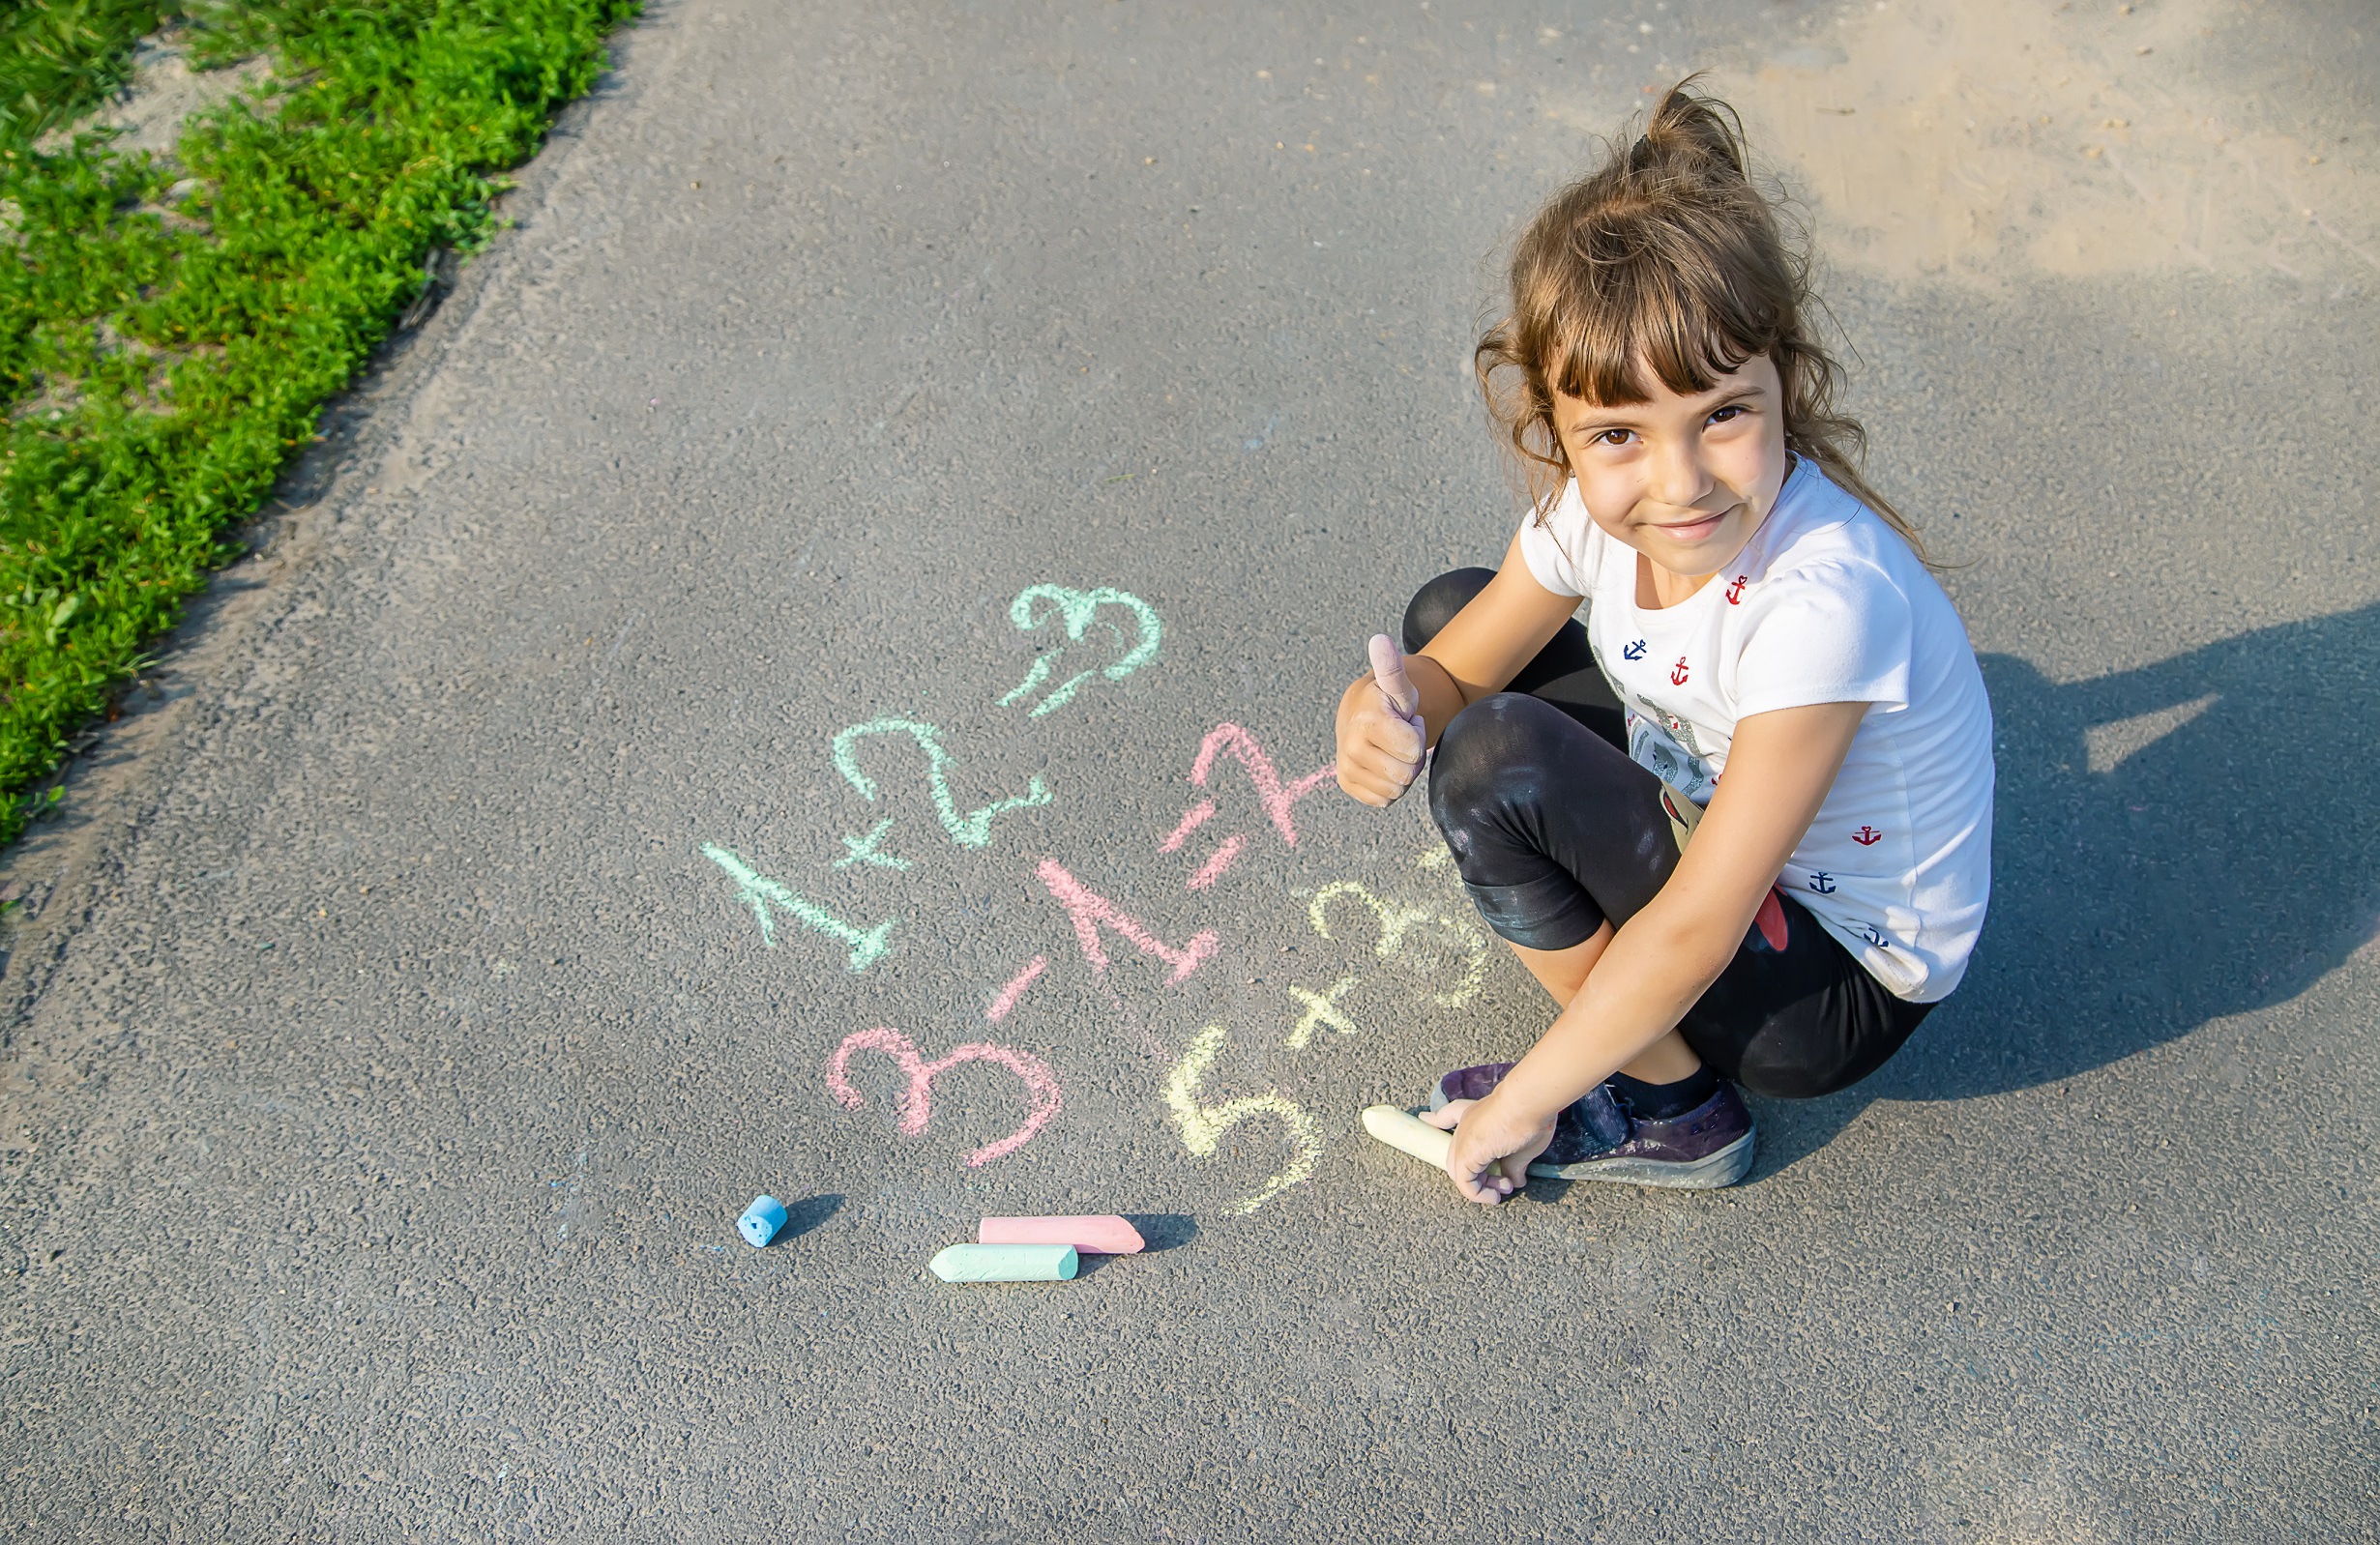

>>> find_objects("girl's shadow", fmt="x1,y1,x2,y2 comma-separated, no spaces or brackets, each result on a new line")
1754,600,2380,1171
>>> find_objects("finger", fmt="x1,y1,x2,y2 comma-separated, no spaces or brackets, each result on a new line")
1502,1128,1555,1197
1367,634,1423,722
1442,1126,1512,1205
1355,753,1420,799
1357,725,1425,784
1369,715,1425,767
1337,766,1405,806
1419,1099,1474,1131
1451,1152,1503,1206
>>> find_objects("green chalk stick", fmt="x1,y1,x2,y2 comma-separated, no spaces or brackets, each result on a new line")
929,1242,1079,1283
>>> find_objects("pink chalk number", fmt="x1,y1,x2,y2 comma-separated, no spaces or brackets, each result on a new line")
1034,859,1219,982
828,1027,1063,1168
1161,723,1335,889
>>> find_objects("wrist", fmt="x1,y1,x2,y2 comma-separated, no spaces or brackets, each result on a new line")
1476,1076,1559,1133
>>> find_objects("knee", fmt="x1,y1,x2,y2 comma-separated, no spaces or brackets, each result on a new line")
1402,568,1498,655
1429,693,1570,824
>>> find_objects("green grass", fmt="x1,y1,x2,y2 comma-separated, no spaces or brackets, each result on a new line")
0,0,637,842
0,1,173,148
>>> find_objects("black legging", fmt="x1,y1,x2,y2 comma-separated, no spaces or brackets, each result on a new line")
1408,568,1930,1100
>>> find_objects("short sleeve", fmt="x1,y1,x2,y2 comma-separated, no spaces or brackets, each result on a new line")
1732,562,1913,716
1515,481,1593,598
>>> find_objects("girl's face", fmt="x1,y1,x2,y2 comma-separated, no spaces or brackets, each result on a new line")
1550,352,1791,582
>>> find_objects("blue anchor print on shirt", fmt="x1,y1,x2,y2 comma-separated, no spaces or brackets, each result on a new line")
1622,639,1648,661
1807,872,1837,894
1855,922,1889,947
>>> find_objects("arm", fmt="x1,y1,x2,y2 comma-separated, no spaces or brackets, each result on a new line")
1440,697,1871,1203
1336,532,1585,806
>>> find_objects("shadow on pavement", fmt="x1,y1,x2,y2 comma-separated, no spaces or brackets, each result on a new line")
777,1193,845,1241
1756,599,2380,1170
1123,1213,1199,1251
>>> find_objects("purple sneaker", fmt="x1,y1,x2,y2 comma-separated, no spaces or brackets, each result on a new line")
1427,1063,1756,1189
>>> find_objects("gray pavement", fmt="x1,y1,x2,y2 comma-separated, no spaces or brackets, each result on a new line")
2,0,2376,1538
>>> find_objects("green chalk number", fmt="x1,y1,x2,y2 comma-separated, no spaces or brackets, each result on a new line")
701,843,896,972
999,585,1162,717
831,718,1053,860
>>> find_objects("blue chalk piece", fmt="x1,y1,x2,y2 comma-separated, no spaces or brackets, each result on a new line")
738,1194,790,1248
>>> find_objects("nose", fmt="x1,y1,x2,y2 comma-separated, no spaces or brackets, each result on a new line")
1649,435,1713,510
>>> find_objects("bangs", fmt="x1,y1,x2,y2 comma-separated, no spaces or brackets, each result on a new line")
1527,213,1785,406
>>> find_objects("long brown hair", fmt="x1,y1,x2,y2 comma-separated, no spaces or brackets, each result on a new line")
1474,78,1924,557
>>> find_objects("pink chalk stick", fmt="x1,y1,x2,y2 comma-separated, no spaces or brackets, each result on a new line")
978,1214,1146,1255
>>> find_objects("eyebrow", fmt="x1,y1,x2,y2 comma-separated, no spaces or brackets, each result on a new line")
1567,383,1768,432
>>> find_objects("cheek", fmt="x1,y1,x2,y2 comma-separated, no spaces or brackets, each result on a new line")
1710,430,1789,501
1570,462,1641,535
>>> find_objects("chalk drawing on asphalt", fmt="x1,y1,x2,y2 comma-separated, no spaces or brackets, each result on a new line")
832,717,1053,860
702,842,896,972
999,585,1162,717
828,1027,1063,1168
1164,1023,1320,1214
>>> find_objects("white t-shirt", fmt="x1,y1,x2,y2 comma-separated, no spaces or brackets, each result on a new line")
1515,458,1994,1002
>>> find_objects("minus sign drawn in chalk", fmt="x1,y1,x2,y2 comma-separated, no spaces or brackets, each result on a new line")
930,1242,1079,1283
979,1215,1145,1254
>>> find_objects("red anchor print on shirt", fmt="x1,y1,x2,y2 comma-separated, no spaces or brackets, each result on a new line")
1725,574,1748,605
1670,656,1690,685
1853,825,1883,847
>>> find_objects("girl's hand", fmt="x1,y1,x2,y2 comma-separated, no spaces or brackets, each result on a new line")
1423,1095,1556,1206
1335,634,1427,806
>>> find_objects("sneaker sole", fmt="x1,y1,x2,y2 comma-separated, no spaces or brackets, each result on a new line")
1525,1127,1756,1189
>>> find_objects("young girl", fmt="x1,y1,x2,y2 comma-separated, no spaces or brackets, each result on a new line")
1335,83,1993,1206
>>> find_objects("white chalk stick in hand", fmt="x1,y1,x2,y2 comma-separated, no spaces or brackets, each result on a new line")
1362,1105,1452,1167
1363,1104,1515,1185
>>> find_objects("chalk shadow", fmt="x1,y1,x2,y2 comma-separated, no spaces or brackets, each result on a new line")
1072,1214,1197,1276
773,1193,843,1242
1752,600,2380,1172
1124,1212,1198,1250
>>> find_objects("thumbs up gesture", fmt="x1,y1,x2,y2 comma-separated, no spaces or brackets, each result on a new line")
1335,633,1429,806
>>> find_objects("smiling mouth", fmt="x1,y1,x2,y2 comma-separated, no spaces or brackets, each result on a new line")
1655,506,1735,540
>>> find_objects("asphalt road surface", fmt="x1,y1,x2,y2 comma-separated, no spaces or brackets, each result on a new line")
3,0,2376,1538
